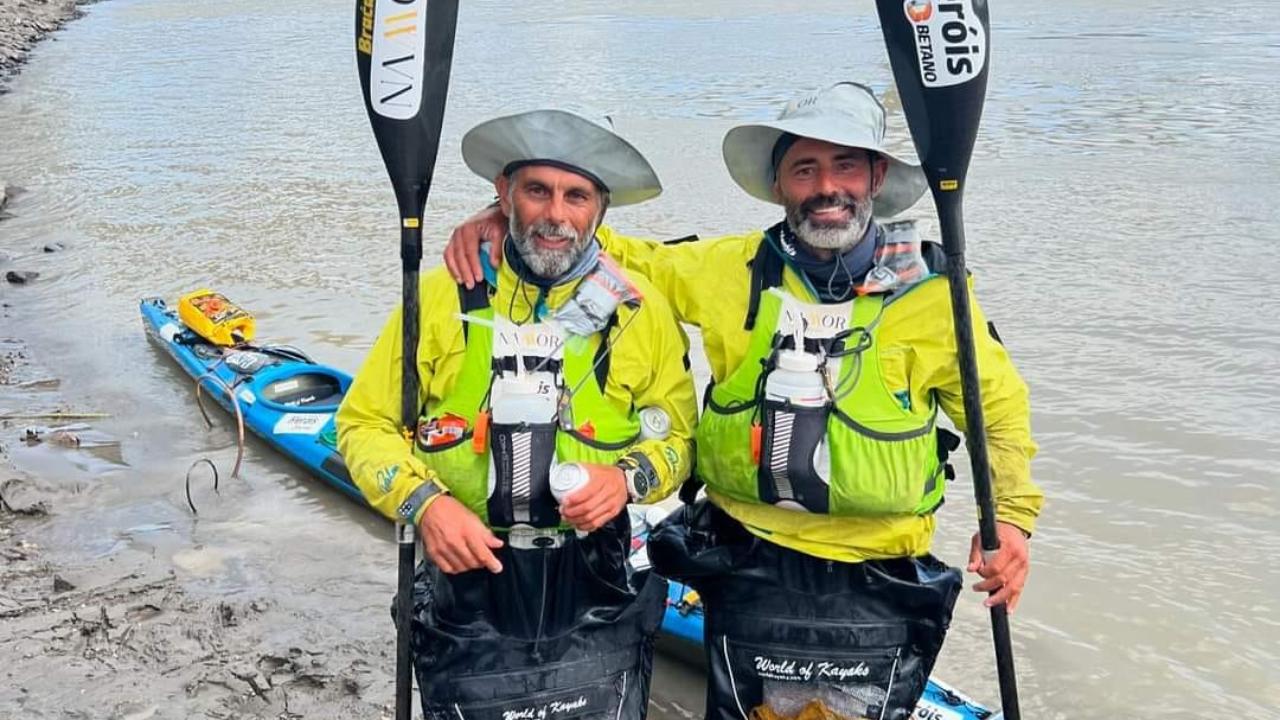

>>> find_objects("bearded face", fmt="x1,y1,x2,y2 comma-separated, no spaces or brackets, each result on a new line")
500,165,606,279
508,212,594,278
772,138,884,254
783,190,874,251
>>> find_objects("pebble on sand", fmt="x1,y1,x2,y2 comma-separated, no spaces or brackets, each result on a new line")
6,270,39,284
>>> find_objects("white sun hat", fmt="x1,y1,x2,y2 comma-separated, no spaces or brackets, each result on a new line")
722,82,927,218
461,109,662,207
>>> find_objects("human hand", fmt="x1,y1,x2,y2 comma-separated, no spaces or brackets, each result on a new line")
558,464,628,532
443,204,508,289
968,521,1031,612
419,495,504,574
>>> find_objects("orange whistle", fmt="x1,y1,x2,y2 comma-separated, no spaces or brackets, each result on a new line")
750,422,762,463
472,411,490,454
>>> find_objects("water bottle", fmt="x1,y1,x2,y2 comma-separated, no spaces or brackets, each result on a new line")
764,348,831,512
763,349,828,407
489,373,558,424
550,462,591,503
638,406,671,440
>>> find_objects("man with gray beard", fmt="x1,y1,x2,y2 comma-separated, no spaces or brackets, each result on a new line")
337,109,696,719
442,83,1042,719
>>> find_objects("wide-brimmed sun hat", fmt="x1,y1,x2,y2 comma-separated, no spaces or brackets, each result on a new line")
722,82,927,218
461,109,661,207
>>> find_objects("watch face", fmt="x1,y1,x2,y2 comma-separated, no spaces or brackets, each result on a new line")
633,467,655,497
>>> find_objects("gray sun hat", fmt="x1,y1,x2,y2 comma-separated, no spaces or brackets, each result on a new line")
722,82,927,218
461,109,662,207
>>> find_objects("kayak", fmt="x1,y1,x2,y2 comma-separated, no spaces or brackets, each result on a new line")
140,297,359,504
139,295,997,720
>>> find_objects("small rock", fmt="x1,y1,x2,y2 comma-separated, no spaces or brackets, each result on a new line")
43,242,66,253
53,575,76,593
217,601,237,626
6,270,38,285
0,478,52,516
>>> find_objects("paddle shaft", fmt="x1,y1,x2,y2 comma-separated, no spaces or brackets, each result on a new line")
397,225,422,720
871,0,1021,715
354,0,461,716
937,203,1020,720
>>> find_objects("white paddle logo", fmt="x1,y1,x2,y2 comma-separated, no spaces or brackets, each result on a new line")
367,0,428,119
904,0,986,88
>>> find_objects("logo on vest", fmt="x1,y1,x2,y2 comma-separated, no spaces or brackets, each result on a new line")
905,0,986,88
779,298,854,341
494,319,565,361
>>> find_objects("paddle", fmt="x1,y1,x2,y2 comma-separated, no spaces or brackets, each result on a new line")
873,2,1021,718
354,2,460,718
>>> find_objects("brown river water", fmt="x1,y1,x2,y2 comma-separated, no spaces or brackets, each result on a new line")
1,1,1278,718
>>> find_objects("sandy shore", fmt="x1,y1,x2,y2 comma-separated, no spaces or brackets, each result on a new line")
0,346,396,719
0,0,101,93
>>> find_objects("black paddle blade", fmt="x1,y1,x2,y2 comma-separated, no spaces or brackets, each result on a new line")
355,0,460,220
875,0,990,201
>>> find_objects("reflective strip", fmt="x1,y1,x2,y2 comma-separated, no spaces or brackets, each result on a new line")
510,432,532,523
770,413,795,500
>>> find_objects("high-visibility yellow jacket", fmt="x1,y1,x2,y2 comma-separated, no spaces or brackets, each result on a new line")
597,225,1043,562
335,259,698,526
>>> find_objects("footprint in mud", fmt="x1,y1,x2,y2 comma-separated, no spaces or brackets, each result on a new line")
124,603,163,623
171,545,229,576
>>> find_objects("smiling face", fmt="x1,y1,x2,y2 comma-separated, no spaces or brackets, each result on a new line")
773,137,887,255
496,164,607,279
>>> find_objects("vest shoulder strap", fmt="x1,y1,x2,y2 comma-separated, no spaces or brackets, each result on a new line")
745,233,785,331
457,282,492,342
592,311,617,393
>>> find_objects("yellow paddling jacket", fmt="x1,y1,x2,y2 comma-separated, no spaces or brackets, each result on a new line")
597,224,1043,562
336,261,697,528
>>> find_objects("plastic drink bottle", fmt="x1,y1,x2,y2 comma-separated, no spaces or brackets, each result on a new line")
763,350,828,407
550,462,590,503
638,406,671,440
489,373,558,424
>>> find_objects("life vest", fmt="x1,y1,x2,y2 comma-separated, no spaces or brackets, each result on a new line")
413,281,641,531
695,222,959,516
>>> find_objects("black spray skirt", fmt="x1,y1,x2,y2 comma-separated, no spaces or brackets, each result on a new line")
648,500,962,720
405,514,668,720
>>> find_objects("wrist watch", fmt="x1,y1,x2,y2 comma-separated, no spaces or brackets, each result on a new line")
617,454,658,502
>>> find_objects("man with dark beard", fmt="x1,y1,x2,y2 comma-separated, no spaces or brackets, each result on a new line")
441,83,1043,719
336,109,696,719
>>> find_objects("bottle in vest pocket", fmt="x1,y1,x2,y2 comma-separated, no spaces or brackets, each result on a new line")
637,406,671,441
489,374,558,424
763,348,831,512
764,350,828,407
550,462,590,504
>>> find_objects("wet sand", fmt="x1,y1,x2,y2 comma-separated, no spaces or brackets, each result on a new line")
0,340,402,719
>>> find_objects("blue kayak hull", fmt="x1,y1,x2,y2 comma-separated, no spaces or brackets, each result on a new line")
140,297,358,503
140,296,996,720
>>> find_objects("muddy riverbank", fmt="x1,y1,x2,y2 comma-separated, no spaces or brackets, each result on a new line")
1,0,102,94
